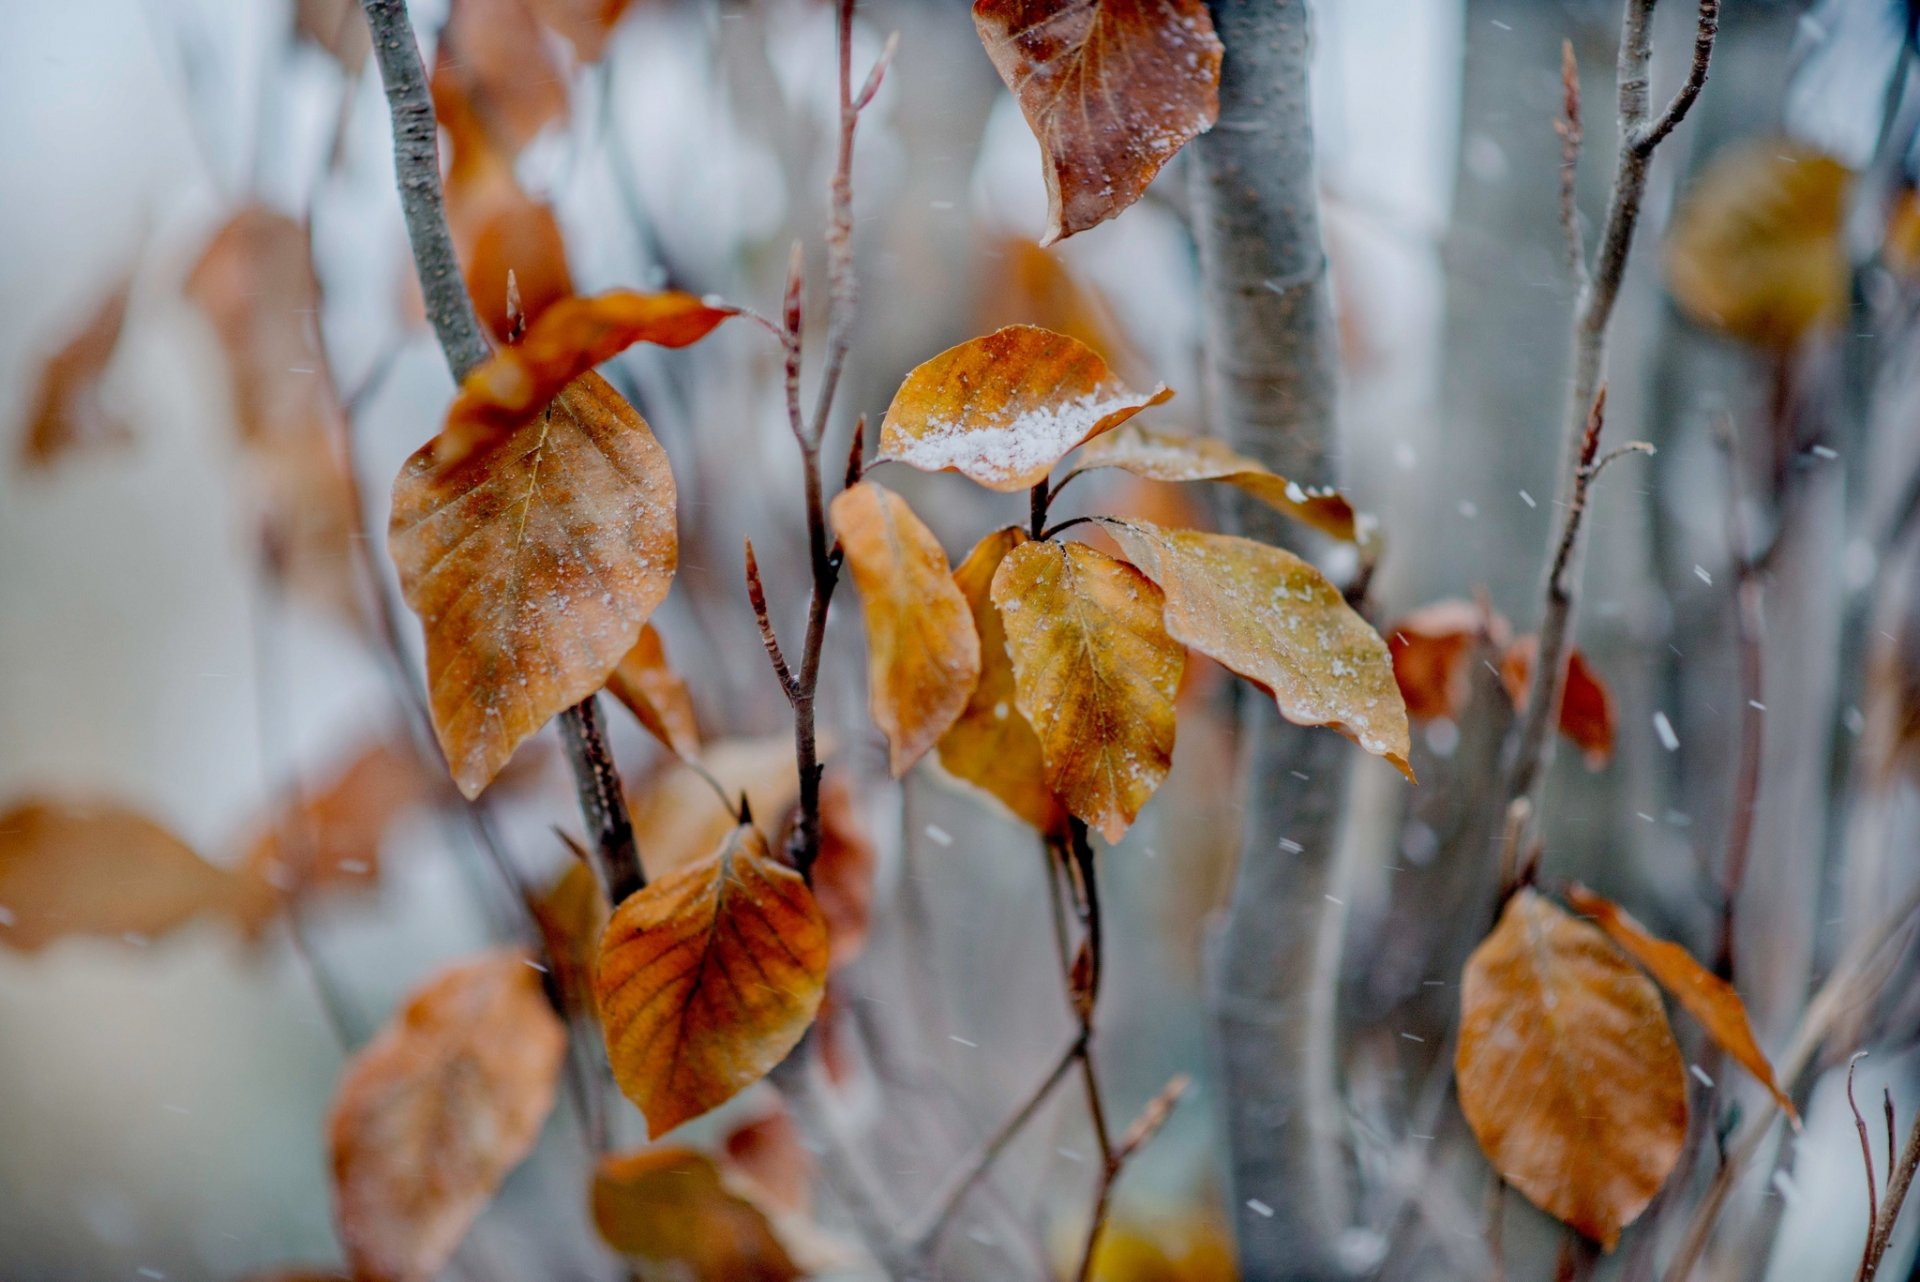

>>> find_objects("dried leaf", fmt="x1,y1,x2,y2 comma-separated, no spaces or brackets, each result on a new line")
1501,636,1615,768
811,773,876,970
1456,890,1687,1249
446,290,735,438
524,0,633,61
0,800,235,952
1664,139,1851,349
605,623,702,758
976,234,1133,371
596,825,828,1137
973,0,1223,245
629,735,801,882
1386,598,1499,723
937,528,1069,834
431,0,567,159
723,1105,814,1216
877,325,1171,492
529,857,609,1010
1073,423,1361,543
591,1146,801,1280
19,274,133,468
389,370,677,798
1102,521,1411,777
1564,884,1797,1122
295,0,371,69
991,538,1183,841
327,951,567,1282
829,481,982,776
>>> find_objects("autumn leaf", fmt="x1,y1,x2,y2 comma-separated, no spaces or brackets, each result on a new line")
1664,139,1851,349
0,800,236,952
431,0,567,160
389,369,677,798
809,773,876,970
1386,598,1505,723
723,1105,814,1216
1564,884,1797,1122
629,735,804,882
1072,422,1363,543
1103,521,1411,777
19,273,133,468
591,1146,801,1281
1501,635,1616,768
936,527,1069,834
991,538,1183,841
294,0,370,69
1456,890,1687,1249
973,0,1223,245
596,824,828,1137
877,326,1171,492
524,0,633,61
529,856,609,1011
605,623,702,759
976,234,1134,373
829,481,982,776
327,951,567,1282
445,290,735,439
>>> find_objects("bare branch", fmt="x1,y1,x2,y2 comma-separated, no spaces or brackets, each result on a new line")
1850,1054,1882,1275
1861,1100,1920,1279
743,539,797,699
1557,39,1588,284
1635,0,1721,155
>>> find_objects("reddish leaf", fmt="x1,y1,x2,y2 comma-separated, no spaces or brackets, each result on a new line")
973,0,1223,245
722,1105,814,1216
327,951,567,1282
431,0,567,160
524,0,633,61
1386,598,1492,723
877,325,1171,492
605,623,702,759
596,825,828,1137
1500,636,1616,768
591,1146,801,1279
19,274,133,468
1456,890,1687,1249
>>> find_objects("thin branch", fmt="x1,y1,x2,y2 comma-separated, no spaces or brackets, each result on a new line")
1556,39,1589,286
1074,1074,1191,1282
1030,480,1051,540
1861,1099,1920,1279
557,696,644,902
1713,419,1763,980
1851,1054,1882,1276
743,539,797,698
1634,0,1721,155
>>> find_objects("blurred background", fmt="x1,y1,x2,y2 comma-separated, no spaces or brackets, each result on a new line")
3,0,1919,1279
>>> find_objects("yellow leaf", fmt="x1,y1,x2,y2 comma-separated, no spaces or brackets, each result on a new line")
973,0,1223,245
829,481,982,776
596,825,828,1137
327,951,567,1282
1102,521,1411,777
605,623,702,759
1456,890,1687,1250
936,528,1069,834
877,326,1171,492
991,539,1183,842
389,370,676,798
591,1146,800,1280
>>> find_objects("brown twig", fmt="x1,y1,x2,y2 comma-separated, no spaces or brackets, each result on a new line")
1075,1074,1191,1282
743,540,797,697
1556,39,1588,286
1860,1098,1920,1280
1713,419,1764,981
1850,1055,1882,1275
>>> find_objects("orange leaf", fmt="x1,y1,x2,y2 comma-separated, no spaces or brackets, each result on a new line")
524,0,633,61
1386,598,1499,723
0,800,236,952
876,326,1171,492
937,528,1070,834
1500,636,1616,768
591,1146,801,1279
810,772,876,970
1103,521,1411,778
829,481,982,776
19,273,133,469
327,951,567,1282
973,0,1223,245
528,856,609,1011
605,623,702,759
722,1104,814,1217
446,290,735,437
991,538,1183,842
975,234,1135,373
1564,884,1797,1123
596,824,828,1137
1664,139,1851,349
431,0,567,160
389,370,677,798
629,735,804,882
1072,423,1362,543
1456,890,1687,1250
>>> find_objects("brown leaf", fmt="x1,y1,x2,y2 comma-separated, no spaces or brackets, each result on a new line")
722,1105,814,1217
529,856,609,1011
991,538,1183,841
1664,139,1851,349
0,800,235,952
1103,521,1411,778
524,0,633,61
591,1146,801,1280
19,274,133,468
327,951,567,1282
629,735,801,882
596,824,828,1137
1501,636,1615,768
975,234,1134,372
1563,884,1797,1122
876,325,1171,492
973,0,1223,245
446,290,734,439
829,481,982,776
936,528,1070,834
812,773,877,970
1386,598,1499,723
389,369,677,798
1072,423,1362,543
431,0,568,160
295,0,371,69
605,623,702,758
1456,890,1687,1249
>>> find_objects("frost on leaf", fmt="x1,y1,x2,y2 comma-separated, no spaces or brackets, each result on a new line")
973,0,1224,245
991,538,1183,842
389,370,676,798
1103,521,1411,778
596,825,828,1137
877,325,1170,492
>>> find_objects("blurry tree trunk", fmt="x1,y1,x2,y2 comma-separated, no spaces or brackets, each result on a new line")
1190,3,1351,1277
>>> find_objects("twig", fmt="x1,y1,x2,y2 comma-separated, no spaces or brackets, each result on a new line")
1486,1176,1508,1282
357,0,642,905
1556,39,1588,286
1073,1075,1191,1282
1634,0,1720,156
1713,419,1763,981
1850,1055,1882,1275
1860,1098,1920,1280
743,540,797,697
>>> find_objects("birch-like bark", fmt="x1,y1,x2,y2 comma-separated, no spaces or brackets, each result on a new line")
1191,3,1351,1276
